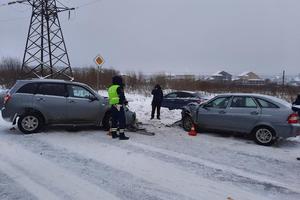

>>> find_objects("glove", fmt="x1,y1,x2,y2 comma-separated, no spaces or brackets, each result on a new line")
114,104,121,111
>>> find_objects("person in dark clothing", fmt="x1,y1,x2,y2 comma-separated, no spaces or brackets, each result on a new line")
293,95,300,161
151,84,163,120
293,94,300,105
292,94,300,115
108,75,129,140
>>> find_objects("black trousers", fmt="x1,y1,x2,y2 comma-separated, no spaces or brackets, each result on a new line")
151,103,161,119
111,105,126,130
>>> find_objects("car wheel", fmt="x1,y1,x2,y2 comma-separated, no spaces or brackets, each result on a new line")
252,126,276,146
182,115,193,132
18,113,43,134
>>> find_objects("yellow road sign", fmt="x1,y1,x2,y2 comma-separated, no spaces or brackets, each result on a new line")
94,55,105,66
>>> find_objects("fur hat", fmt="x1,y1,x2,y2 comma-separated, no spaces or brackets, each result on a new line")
112,75,124,86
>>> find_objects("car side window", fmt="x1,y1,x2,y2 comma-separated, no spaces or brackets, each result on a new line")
230,97,257,108
16,83,38,94
165,93,177,98
206,97,231,108
179,92,194,98
37,83,67,97
68,85,94,99
256,98,279,108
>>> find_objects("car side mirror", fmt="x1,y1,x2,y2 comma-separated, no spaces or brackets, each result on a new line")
88,95,98,102
202,104,210,110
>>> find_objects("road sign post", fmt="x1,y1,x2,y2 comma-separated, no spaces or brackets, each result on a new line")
94,55,105,92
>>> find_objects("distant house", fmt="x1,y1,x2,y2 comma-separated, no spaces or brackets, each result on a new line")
236,71,265,85
289,75,300,86
171,74,196,80
210,71,232,82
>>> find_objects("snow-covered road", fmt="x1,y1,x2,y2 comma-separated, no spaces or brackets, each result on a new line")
1,92,300,200
1,118,300,200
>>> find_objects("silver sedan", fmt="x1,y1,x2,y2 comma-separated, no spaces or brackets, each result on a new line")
182,93,300,146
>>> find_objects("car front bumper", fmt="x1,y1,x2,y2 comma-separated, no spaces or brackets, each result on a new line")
1,107,13,122
126,111,136,126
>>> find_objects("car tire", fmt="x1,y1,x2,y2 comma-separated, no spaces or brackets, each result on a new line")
18,112,43,134
182,115,194,132
252,126,277,146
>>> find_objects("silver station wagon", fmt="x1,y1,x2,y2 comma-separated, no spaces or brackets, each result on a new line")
2,79,136,134
182,93,300,146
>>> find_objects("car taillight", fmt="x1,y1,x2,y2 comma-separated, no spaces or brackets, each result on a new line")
288,113,299,124
3,94,11,105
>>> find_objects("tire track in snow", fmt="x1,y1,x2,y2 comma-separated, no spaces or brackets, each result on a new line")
130,127,300,190
0,170,38,200
0,139,120,200
0,158,61,200
79,133,300,199
122,141,300,198
37,133,274,200
6,133,194,200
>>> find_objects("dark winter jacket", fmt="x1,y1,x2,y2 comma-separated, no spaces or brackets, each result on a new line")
112,76,127,105
293,95,300,105
151,85,163,105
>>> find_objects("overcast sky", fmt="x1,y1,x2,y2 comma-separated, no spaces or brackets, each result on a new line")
0,0,300,76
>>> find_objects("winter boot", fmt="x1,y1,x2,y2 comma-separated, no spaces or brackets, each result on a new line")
111,131,119,139
119,132,129,140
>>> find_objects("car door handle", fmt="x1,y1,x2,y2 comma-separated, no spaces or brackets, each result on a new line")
251,111,259,115
36,97,44,102
219,110,226,114
68,100,76,103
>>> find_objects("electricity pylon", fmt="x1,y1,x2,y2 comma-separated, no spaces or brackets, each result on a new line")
8,0,74,80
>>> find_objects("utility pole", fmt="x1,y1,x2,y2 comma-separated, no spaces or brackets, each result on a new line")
7,0,74,80
282,70,285,86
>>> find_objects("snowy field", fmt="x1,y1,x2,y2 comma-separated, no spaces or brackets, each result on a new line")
0,91,300,200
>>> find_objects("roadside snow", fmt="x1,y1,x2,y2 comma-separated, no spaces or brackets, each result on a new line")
0,92,300,200
99,90,182,125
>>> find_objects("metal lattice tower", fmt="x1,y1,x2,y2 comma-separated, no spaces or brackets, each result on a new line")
10,0,74,80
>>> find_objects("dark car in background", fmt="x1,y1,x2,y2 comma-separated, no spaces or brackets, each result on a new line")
161,91,209,110
182,93,300,146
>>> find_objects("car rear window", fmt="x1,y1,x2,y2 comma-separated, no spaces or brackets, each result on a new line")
256,98,279,108
16,83,38,94
37,83,67,97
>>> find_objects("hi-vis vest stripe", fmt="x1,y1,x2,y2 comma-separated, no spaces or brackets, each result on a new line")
108,85,120,105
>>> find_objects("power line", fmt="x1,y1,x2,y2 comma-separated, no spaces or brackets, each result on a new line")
74,0,103,9
0,0,103,23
